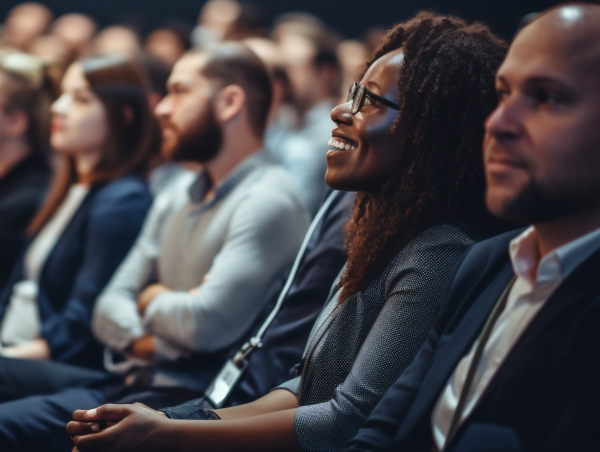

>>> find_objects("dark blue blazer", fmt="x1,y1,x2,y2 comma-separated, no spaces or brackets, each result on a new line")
231,190,352,405
0,174,152,369
347,228,600,452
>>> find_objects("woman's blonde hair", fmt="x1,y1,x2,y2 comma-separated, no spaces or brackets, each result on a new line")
0,51,57,153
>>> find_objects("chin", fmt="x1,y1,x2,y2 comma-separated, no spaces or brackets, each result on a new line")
160,143,178,161
325,172,351,192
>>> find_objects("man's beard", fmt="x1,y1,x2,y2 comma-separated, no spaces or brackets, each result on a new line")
494,178,600,225
161,106,222,163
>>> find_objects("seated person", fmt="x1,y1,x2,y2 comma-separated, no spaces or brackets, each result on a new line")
163,189,353,415
0,43,309,451
67,12,509,452
344,5,600,452
244,37,329,217
0,51,53,288
0,55,155,370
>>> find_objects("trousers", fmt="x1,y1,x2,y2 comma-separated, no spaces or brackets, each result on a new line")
0,356,207,452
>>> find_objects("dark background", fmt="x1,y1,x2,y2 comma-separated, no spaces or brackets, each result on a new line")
1,0,561,41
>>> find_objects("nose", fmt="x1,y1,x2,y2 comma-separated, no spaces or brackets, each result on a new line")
331,100,353,126
484,96,523,143
154,94,171,119
51,93,72,115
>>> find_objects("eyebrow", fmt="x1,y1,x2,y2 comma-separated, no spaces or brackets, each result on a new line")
497,74,575,93
167,81,186,90
366,80,383,93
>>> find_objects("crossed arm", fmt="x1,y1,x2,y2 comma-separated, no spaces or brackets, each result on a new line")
67,389,302,452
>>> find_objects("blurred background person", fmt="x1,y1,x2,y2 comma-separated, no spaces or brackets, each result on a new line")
0,55,156,369
144,20,191,67
271,13,340,212
191,0,265,48
90,25,142,57
28,34,71,75
0,3,52,51
50,13,97,60
337,39,369,104
0,51,54,289
273,13,340,145
245,36,326,216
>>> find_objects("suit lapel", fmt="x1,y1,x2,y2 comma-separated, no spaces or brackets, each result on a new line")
400,262,515,435
481,246,600,396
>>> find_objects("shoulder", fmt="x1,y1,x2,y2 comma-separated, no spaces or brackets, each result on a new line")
237,163,307,213
453,227,525,277
90,174,152,215
390,223,476,271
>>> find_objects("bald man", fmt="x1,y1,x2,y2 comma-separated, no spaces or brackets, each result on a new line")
346,4,600,452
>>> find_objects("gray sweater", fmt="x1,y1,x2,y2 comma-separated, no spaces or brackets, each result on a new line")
92,150,309,368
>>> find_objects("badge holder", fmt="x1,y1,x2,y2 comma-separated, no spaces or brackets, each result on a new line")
206,192,338,409
205,338,259,408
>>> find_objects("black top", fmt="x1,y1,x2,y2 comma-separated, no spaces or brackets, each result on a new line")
0,153,51,289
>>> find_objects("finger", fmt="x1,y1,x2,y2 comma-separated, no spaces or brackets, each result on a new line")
82,404,135,422
72,409,92,422
72,432,110,452
67,421,97,436
133,402,153,410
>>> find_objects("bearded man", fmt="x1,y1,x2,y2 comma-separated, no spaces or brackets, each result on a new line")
0,42,308,452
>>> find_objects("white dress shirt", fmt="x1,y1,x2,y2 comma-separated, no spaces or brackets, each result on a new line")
432,225,600,450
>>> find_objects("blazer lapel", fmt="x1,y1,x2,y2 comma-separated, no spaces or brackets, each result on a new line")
400,262,515,435
481,246,600,396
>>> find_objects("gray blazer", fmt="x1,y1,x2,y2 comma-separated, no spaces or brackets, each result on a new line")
277,222,475,451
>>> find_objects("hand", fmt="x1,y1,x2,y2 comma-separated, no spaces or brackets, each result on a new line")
68,403,171,452
0,338,50,360
127,336,156,361
137,284,170,316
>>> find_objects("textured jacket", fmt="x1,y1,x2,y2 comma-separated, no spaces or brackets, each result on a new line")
279,222,476,451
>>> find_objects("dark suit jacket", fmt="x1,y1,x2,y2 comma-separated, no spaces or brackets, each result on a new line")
230,190,352,406
347,228,600,452
0,153,51,288
0,175,152,369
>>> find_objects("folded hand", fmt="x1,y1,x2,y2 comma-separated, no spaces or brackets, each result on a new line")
67,403,170,452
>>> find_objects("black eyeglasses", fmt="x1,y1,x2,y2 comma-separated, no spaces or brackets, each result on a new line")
347,81,400,115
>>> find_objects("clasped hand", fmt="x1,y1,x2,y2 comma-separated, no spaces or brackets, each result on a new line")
67,403,169,452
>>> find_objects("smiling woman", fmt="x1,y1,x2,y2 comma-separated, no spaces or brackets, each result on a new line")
66,12,509,452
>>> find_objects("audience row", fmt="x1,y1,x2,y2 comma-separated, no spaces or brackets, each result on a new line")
0,2,598,452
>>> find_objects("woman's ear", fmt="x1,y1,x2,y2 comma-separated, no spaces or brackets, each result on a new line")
213,85,246,124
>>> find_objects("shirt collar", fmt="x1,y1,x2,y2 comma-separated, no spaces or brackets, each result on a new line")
188,148,272,205
509,224,600,289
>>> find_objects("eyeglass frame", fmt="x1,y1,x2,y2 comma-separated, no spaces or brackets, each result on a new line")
347,81,401,115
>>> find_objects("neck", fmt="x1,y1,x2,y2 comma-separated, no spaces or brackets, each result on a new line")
0,139,31,178
73,151,101,185
533,207,600,258
204,131,263,189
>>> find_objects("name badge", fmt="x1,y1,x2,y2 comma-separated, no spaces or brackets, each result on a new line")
206,359,247,408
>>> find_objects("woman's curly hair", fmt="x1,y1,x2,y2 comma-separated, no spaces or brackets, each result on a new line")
339,11,508,302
